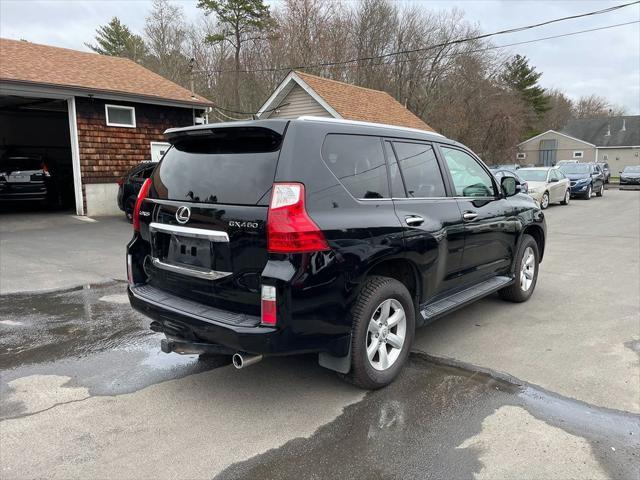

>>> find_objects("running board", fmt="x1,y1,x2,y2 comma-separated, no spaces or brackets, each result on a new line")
420,275,513,321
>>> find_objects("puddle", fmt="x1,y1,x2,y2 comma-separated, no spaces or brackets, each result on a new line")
0,282,225,419
215,356,640,480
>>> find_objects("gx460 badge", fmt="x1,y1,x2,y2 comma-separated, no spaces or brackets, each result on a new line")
229,221,259,229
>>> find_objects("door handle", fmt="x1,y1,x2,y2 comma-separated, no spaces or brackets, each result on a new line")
462,211,478,222
405,215,424,226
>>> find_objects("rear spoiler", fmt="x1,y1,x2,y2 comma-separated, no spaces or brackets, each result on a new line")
164,120,289,144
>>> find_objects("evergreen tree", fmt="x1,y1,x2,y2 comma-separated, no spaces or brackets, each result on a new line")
501,54,550,118
86,17,148,63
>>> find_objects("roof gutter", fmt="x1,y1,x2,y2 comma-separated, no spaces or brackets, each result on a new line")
0,79,212,109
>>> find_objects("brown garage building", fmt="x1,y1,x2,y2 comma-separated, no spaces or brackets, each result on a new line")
0,38,211,215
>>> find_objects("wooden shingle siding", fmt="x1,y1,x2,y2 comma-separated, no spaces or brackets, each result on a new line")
269,85,332,119
75,98,192,183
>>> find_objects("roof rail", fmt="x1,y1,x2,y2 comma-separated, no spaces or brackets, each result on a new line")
297,116,443,137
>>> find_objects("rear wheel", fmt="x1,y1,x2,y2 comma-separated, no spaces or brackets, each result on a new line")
343,276,415,389
560,189,570,205
499,234,539,303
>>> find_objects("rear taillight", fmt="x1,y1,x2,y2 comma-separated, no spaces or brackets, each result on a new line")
41,163,50,177
133,178,152,232
267,183,329,253
261,285,277,326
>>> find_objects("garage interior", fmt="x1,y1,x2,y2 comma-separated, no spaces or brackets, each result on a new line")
0,95,76,211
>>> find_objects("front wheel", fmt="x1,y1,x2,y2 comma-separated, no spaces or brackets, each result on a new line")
596,184,604,197
560,189,570,205
540,192,550,209
499,234,539,303
344,276,415,389
584,185,592,200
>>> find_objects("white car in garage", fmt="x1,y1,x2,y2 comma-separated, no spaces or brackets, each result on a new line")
517,167,571,209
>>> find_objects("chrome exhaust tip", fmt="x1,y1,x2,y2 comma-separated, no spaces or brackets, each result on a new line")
232,352,263,369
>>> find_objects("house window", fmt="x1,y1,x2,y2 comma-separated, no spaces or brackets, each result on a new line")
572,151,584,159
516,152,526,160
105,104,136,128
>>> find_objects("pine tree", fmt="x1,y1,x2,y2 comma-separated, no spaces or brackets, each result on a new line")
501,54,550,118
197,0,273,109
85,17,148,63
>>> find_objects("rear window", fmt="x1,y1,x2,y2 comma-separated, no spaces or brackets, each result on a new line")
1,156,43,171
152,127,282,205
321,134,389,199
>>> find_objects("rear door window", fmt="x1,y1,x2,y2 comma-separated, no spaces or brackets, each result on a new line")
152,127,282,205
321,134,389,199
392,142,446,198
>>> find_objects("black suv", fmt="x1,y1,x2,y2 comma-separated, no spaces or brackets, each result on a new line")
127,118,546,388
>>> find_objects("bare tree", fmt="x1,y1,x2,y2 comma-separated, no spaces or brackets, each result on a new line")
144,0,190,86
573,94,626,119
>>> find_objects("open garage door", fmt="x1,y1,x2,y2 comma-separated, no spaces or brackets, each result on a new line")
0,95,78,213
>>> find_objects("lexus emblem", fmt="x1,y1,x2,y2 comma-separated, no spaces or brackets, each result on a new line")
175,206,191,224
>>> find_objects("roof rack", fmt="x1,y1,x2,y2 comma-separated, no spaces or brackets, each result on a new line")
297,116,443,137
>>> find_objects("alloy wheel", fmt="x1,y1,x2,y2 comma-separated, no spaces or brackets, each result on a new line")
520,246,536,291
565,190,570,204
366,298,406,371
541,193,549,209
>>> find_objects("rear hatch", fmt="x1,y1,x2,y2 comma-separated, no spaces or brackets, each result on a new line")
143,124,286,316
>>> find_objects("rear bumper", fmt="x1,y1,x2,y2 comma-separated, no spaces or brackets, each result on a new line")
0,183,48,201
128,284,349,356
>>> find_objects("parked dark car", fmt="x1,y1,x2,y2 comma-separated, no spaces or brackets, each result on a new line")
597,162,611,183
558,162,605,199
619,165,640,186
490,168,529,193
117,162,157,221
0,154,59,205
126,118,546,389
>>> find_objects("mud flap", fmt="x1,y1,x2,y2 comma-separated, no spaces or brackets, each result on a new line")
319,344,351,374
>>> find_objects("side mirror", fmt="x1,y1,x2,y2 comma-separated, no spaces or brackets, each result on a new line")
501,176,518,197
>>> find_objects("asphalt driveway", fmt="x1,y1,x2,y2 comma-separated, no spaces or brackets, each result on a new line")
1,190,638,479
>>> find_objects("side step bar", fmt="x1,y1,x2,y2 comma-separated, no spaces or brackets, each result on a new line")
420,275,513,322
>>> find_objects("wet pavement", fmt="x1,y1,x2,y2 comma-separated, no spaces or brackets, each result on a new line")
0,282,223,420
1,282,638,479
216,357,639,480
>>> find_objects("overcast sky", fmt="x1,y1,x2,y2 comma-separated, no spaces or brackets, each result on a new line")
1,0,639,113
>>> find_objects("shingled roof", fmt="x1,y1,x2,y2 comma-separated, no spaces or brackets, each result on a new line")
259,70,435,132
0,38,211,107
561,116,640,147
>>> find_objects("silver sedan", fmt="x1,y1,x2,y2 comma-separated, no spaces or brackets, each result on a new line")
517,167,571,209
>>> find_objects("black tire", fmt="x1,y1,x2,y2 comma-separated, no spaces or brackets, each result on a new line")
540,191,550,209
583,184,592,200
124,196,136,222
343,276,415,389
595,184,604,197
498,234,539,303
560,188,570,205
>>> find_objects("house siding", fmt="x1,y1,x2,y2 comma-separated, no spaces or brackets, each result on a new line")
518,131,596,165
597,147,640,175
267,85,332,119
74,98,193,215
75,98,192,184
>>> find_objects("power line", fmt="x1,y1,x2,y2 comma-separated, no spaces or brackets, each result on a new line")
194,0,639,75
360,20,640,70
